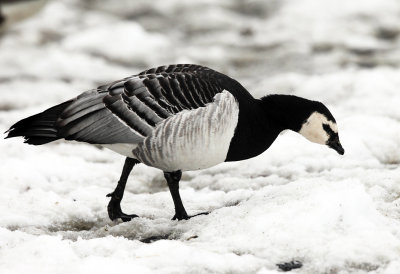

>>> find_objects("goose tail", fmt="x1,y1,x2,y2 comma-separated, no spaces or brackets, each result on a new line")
4,100,72,145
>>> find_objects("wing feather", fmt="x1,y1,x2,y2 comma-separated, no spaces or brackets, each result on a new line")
103,94,151,137
57,89,143,144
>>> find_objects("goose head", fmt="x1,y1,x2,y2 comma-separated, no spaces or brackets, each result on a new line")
261,95,344,155
297,106,344,155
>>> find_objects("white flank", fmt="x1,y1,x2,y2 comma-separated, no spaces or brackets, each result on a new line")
132,91,239,171
299,112,337,144
102,143,138,157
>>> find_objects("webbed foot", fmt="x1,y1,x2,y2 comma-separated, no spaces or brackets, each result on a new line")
107,192,138,222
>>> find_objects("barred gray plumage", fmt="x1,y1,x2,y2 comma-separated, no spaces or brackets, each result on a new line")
133,91,239,171
53,64,226,148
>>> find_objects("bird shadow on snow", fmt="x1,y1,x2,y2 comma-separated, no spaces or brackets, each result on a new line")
12,215,210,245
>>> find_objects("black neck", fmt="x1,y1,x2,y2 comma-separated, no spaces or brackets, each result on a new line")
260,94,319,132
226,94,316,162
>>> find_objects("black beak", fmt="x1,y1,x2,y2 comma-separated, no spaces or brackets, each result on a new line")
328,140,345,155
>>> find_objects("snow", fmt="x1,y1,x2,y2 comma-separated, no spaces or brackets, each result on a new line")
1,0,400,273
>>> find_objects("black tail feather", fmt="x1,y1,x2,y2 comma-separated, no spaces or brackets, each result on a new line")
5,100,72,145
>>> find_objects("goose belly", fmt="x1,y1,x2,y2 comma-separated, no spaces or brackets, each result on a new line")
102,143,138,157
132,91,239,171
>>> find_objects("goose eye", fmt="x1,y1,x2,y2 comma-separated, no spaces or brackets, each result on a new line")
323,124,333,134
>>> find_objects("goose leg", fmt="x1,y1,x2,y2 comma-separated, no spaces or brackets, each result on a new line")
164,170,209,220
106,157,140,222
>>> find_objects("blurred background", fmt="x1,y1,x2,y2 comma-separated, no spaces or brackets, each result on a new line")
1,0,400,273
2,0,400,97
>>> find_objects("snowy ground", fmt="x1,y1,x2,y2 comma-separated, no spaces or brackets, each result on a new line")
1,0,400,273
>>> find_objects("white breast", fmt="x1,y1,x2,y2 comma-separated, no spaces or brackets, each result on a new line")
132,91,239,171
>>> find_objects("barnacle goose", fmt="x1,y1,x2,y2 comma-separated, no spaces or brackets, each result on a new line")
5,64,344,221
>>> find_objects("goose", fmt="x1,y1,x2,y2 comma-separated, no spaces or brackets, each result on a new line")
5,64,344,221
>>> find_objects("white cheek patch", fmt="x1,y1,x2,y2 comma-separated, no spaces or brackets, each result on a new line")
299,112,337,144
329,121,338,133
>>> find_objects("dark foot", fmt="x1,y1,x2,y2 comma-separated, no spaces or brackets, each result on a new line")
172,211,209,221
106,192,138,222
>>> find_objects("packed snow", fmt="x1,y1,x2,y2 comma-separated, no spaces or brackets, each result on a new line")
1,0,400,273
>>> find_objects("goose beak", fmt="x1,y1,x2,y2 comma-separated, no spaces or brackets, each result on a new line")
328,140,345,155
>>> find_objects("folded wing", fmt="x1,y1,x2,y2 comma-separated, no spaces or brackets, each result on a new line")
54,64,227,145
